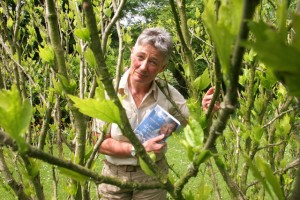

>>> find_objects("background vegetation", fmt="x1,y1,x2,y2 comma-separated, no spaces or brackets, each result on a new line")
0,0,299,199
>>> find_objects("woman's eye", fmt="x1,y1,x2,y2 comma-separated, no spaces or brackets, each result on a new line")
149,60,157,66
136,55,144,60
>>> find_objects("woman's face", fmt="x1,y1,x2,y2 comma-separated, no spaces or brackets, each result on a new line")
129,44,166,85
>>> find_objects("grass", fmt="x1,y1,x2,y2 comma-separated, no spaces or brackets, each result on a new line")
0,133,230,200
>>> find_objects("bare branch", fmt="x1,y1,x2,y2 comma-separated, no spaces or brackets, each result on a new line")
0,130,165,190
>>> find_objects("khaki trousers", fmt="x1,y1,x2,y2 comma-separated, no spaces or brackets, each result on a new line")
99,158,168,200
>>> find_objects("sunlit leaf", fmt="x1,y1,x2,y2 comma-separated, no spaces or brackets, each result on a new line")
148,152,156,162
196,7,201,19
183,190,195,200
104,8,112,18
194,150,212,166
244,155,273,198
27,158,41,177
276,0,288,39
253,125,264,143
7,17,14,29
180,140,194,161
39,45,54,64
246,20,300,98
292,14,300,52
56,74,77,94
256,157,285,200
139,157,154,176
123,32,133,44
247,21,300,73
261,68,277,90
0,85,32,151
69,95,121,125
74,28,90,42
192,68,210,92
94,82,106,101
58,167,89,182
202,0,242,77
84,48,97,68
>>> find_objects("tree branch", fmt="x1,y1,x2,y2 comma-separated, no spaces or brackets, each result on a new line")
174,0,260,198
0,130,165,190
101,0,127,54
82,1,176,197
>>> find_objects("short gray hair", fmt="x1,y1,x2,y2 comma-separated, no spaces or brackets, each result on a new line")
134,27,173,64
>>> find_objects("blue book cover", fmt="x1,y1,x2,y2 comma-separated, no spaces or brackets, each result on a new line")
134,105,180,142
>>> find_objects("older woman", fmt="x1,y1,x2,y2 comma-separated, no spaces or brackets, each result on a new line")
93,27,216,199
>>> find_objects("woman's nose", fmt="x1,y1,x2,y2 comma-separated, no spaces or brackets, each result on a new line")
139,60,148,70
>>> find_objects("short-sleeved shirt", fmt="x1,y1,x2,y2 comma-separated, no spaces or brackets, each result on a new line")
93,70,189,165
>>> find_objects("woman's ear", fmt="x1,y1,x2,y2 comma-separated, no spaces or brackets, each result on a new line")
130,47,134,59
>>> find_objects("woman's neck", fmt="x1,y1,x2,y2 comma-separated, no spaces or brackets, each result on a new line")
128,77,152,107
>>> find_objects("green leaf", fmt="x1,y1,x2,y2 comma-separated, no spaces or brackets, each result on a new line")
183,119,204,148
138,157,154,176
184,125,195,147
261,68,277,90
195,181,213,200
202,0,242,76
246,21,300,73
148,152,156,162
7,17,13,29
256,157,285,200
27,158,41,177
194,150,212,166
275,114,291,138
244,155,273,198
51,77,63,95
84,48,97,68
58,167,89,182
94,82,106,101
276,0,288,39
39,45,55,64
69,95,121,125
180,140,194,161
66,181,77,195
283,73,300,97
123,32,133,45
253,125,264,143
182,63,190,77
0,85,32,151
104,8,112,18
183,190,195,200
68,11,74,19
168,173,176,185
195,7,201,19
84,144,94,161
74,28,90,41
291,14,300,52
192,68,210,92
57,74,77,94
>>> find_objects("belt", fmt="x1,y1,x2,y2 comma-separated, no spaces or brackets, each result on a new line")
104,160,139,172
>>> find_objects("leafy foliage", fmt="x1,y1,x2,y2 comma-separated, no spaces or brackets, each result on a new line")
246,18,300,97
69,95,121,125
0,85,32,151
0,0,300,199
202,0,242,78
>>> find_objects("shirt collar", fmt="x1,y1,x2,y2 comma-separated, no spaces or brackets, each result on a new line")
118,70,158,100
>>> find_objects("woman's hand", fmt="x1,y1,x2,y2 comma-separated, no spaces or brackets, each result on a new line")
143,134,166,153
202,87,220,112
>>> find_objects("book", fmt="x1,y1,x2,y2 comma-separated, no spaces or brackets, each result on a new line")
134,105,181,143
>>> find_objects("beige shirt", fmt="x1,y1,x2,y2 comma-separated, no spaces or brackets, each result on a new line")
93,70,189,165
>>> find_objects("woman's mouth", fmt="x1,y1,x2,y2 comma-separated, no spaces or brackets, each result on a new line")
135,71,147,78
